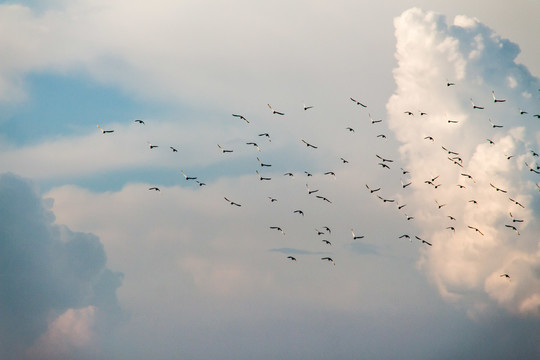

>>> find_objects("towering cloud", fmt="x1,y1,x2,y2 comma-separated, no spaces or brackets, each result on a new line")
0,173,123,359
387,8,540,317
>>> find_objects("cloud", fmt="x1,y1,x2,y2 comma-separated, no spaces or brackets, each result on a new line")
0,173,123,359
387,7,540,317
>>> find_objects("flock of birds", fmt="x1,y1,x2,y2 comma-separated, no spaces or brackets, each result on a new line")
96,82,539,277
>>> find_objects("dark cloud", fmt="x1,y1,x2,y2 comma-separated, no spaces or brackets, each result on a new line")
0,173,123,359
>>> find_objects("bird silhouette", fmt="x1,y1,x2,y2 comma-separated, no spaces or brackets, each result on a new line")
232,114,249,123
267,104,284,115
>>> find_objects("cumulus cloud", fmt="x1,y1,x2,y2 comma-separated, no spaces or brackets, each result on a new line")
387,7,540,317
0,173,123,359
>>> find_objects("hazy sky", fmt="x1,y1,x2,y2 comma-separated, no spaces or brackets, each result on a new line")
1,1,540,359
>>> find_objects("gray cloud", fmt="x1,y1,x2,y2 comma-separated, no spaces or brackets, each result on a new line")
0,173,123,359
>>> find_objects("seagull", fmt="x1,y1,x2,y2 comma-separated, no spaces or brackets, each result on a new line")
468,199,478,205
268,196,278,202
489,118,503,128
301,139,318,149
500,273,510,279
487,139,495,145
134,119,145,124
196,181,206,187
304,171,313,177
404,214,414,220
442,146,459,155
365,184,380,193
148,187,160,192
404,111,414,116
324,171,336,178
287,256,297,261
509,212,524,223
316,195,332,203
446,226,455,232
350,98,367,107
181,170,197,180
270,226,285,235
323,226,331,234
232,114,249,123
284,172,294,177
376,154,393,162
306,184,319,195
351,229,364,240
401,168,410,175
397,202,407,210
246,142,261,152
378,162,391,169
217,144,233,153
467,226,484,236
399,234,411,241
490,183,507,193
435,200,446,209
446,80,455,87
321,257,335,265
322,240,332,245
170,146,178,152
303,103,314,111
224,197,241,207
257,157,272,167
461,173,475,183
401,179,412,188
258,133,271,142
256,170,271,181
470,98,484,109
377,195,394,203
525,162,540,174
293,210,304,216
492,90,506,103
424,136,434,141
147,141,158,149
448,157,464,167
415,236,432,246
340,157,349,164
377,134,387,139
369,113,382,124
448,215,456,221
267,104,284,115
504,224,520,235
509,198,524,208
346,127,355,132
97,125,114,134
519,109,528,115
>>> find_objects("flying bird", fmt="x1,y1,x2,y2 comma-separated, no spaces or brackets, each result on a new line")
500,273,510,279
350,98,367,107
217,144,233,153
377,195,394,203
305,183,318,195
487,139,495,145
470,98,484,109
293,210,304,216
303,103,314,111
256,170,271,181
287,256,297,261
181,170,197,180
467,225,484,236
488,118,503,128
267,104,285,115
316,195,332,203
270,226,285,235
509,198,524,208
401,179,412,188
323,226,331,234
490,183,507,193
232,114,249,123
435,200,446,209
399,234,411,241
246,142,261,152
147,141,158,149
224,197,241,207
461,173,476,183
134,119,145,124
376,154,393,162
257,157,272,167
424,136,434,141
369,113,382,124
97,125,114,134
196,181,206,187
301,139,318,149
365,184,381,193
519,109,528,115
322,240,332,246
268,196,278,202
504,224,520,235
351,229,364,240
492,90,506,103
321,257,335,265
415,236,432,246
378,162,391,169
340,157,349,164
446,80,455,87
324,171,336,178
148,187,160,192
170,146,178,152
404,111,414,116
258,133,271,141
346,127,355,132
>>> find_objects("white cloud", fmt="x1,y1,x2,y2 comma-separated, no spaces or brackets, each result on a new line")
388,7,540,317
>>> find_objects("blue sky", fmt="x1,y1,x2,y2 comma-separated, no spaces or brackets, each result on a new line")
1,1,540,359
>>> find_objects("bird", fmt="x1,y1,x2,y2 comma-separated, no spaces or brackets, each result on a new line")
232,114,249,123
424,136,434,141
301,139,318,148
303,103,314,111
322,240,332,246
531,150,539,157
397,202,407,210
217,144,233,153
505,154,514,160
306,184,319,194
487,139,495,145
448,157,464,167
304,171,313,177
315,229,325,236
340,157,349,164
533,114,540,119
365,184,381,193
509,198,524,208
420,111,428,116
134,119,145,124
287,256,297,261
500,273,510,279
404,111,414,116
257,157,272,167
270,226,285,235
509,212,524,223
346,127,355,132
399,234,411,241
324,171,336,178
267,104,284,115
350,98,367,107
456,184,466,189
170,146,178,152
467,226,484,236
468,199,478,205
321,257,335,265
293,210,304,216
323,226,331,234
147,141,158,149
97,125,114,134
442,146,459,155
415,236,432,246
492,90,506,103
519,109,528,115
268,196,278,202
258,133,271,142
404,214,414,221
378,162,391,169
504,224,520,235
435,200,446,209
446,80,455,86
461,173,475,183
369,113,382,124
490,183,507,193
256,170,271,181
448,215,456,221
470,98,484,109
316,195,332,203
148,187,160,192
401,168,410,175
351,229,364,240
283,172,294,177
525,162,540,174
446,226,455,232
181,170,197,180
489,118,503,128
376,154,393,163
377,134,387,139
401,179,412,188
447,119,459,124
196,181,206,187
246,142,261,152
377,195,394,203
224,197,241,207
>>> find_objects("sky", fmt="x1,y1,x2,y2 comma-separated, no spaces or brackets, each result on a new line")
1,1,540,359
